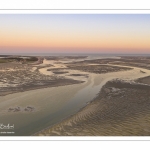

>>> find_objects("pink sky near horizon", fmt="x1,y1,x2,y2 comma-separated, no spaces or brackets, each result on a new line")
0,14,150,54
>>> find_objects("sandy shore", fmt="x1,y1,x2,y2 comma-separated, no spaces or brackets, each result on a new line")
1,55,150,136
37,78,150,136
35,57,150,136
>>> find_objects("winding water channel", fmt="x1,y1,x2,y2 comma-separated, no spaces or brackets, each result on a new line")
0,57,150,136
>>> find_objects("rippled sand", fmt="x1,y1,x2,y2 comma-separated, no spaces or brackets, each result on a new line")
37,79,150,136
1,56,150,136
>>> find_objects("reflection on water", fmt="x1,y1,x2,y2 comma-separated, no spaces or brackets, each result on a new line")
0,56,150,136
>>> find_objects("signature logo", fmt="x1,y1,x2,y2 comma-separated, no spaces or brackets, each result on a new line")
0,123,14,130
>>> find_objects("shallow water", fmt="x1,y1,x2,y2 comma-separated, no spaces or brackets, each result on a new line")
0,57,150,136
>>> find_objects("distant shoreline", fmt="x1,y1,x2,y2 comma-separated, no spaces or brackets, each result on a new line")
1,53,150,57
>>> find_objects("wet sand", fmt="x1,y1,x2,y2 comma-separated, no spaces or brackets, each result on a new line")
0,59,83,96
76,56,150,70
35,56,150,136
37,79,150,136
1,56,150,136
137,76,150,85
35,64,150,135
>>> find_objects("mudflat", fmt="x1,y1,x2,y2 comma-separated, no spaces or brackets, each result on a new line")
35,56,150,136
0,56,84,96
37,79,150,136
1,55,150,136
137,76,150,85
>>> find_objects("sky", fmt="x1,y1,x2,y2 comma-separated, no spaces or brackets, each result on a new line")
0,14,150,54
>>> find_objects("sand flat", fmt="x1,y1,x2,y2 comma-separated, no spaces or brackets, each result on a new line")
1,56,150,136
